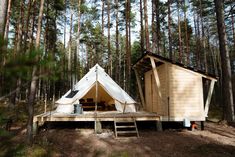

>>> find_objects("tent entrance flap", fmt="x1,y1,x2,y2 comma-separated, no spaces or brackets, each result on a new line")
82,83,114,105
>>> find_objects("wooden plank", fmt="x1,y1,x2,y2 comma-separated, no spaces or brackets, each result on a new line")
134,68,146,108
204,80,215,117
150,57,162,100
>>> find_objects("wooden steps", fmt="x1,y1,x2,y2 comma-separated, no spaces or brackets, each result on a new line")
114,117,139,138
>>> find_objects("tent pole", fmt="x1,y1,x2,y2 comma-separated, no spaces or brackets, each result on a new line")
95,65,100,133
95,66,98,112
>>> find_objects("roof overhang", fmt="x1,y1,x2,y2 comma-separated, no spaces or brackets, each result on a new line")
133,51,218,81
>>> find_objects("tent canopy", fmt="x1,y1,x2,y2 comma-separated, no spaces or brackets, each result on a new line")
56,64,136,113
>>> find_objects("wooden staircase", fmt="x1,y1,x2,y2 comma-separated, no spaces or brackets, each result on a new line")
114,117,139,138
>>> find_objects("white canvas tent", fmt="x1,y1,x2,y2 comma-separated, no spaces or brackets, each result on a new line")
56,64,136,113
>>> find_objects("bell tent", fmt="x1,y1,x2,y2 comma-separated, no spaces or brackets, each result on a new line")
56,64,136,113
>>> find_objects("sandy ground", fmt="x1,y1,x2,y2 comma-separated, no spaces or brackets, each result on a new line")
32,121,235,157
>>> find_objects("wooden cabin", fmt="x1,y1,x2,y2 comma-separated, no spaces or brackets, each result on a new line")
133,51,217,122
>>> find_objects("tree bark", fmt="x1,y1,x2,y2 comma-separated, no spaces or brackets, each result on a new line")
68,13,73,89
214,0,234,122
184,0,189,65
155,0,160,54
107,0,112,76
3,0,11,42
0,0,7,36
76,0,81,81
115,0,119,83
168,0,172,60
27,0,45,146
143,0,150,51
177,1,182,63
24,0,32,51
152,0,157,53
200,0,207,73
35,0,45,47
140,0,144,53
101,0,105,51
26,66,37,145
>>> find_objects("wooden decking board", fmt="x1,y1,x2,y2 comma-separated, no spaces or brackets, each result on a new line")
33,111,160,122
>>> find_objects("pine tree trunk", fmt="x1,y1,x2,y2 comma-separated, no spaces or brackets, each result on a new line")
15,0,24,54
28,0,36,49
214,0,235,122
27,0,45,146
140,0,144,53
152,0,156,53
177,1,182,63
128,0,131,92
101,0,104,51
184,0,189,65
143,0,150,51
0,0,7,36
3,0,11,42
76,0,81,80
200,0,207,73
168,0,172,60
27,67,37,145
24,0,32,51
115,0,119,83
232,10,235,51
107,0,112,76
155,0,160,54
68,13,73,89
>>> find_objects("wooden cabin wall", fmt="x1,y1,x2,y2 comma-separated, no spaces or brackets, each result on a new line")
168,65,205,120
144,64,168,115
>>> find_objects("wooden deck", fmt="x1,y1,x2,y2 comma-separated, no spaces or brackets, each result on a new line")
33,111,160,123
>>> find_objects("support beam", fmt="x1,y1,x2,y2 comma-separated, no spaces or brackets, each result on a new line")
150,57,162,99
204,80,215,117
156,121,162,131
95,120,102,134
33,121,38,135
134,68,146,109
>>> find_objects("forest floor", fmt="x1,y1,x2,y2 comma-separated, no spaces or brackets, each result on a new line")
0,121,235,157
0,102,235,157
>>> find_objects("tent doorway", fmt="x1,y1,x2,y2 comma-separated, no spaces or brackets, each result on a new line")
80,83,115,111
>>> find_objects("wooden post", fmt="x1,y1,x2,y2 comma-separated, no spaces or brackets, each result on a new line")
134,68,146,109
156,121,162,131
150,57,162,99
95,120,102,134
123,101,127,113
95,65,98,112
33,121,38,135
204,80,215,117
94,65,100,133
201,121,204,130
44,93,47,113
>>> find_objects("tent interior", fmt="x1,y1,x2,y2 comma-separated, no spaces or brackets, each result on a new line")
79,82,116,111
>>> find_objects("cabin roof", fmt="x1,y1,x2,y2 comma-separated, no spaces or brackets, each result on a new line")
133,51,218,81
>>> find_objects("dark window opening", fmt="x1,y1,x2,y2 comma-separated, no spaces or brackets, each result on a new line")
66,90,78,98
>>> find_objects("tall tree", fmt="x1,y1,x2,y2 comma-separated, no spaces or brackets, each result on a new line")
168,0,173,60
143,0,150,51
114,0,119,82
76,0,81,81
177,0,182,62
107,0,112,76
214,0,234,122
140,0,144,53
0,0,7,35
27,0,45,145
152,0,157,53
3,0,11,42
